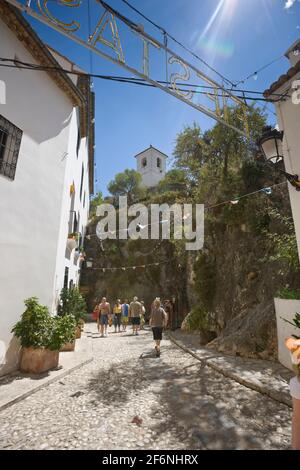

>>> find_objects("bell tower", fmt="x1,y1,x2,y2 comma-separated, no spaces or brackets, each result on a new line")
135,145,167,188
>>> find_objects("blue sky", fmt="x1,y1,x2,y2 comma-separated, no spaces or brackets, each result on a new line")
22,0,300,195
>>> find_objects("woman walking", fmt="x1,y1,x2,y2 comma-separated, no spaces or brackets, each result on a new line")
149,298,167,357
113,299,122,333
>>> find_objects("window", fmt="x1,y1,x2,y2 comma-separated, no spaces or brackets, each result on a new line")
0,114,22,180
73,212,78,233
80,164,84,200
63,267,69,289
76,126,81,157
157,158,161,168
142,157,147,168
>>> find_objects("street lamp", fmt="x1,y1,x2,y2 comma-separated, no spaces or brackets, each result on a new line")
259,126,284,165
258,126,300,191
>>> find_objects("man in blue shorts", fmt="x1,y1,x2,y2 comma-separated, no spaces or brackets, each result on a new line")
129,296,142,336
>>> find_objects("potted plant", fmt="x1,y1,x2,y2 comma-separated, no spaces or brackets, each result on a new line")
11,297,75,374
274,288,300,370
58,314,77,351
57,287,87,339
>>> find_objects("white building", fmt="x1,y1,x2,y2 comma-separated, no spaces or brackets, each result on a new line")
0,1,95,375
264,38,300,260
135,145,167,188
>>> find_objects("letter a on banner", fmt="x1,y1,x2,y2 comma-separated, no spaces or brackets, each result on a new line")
89,11,124,63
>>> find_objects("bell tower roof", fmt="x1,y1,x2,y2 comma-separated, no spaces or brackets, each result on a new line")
134,145,168,159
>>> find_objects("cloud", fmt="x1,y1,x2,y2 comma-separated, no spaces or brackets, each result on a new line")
285,0,296,9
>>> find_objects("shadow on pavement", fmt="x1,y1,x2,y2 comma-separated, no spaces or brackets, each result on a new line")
85,338,290,450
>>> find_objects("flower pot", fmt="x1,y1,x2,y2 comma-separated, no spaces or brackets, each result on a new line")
274,297,300,370
75,326,81,339
20,347,59,374
60,340,76,352
78,319,85,331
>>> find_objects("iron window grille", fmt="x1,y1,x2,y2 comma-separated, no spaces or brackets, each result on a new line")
0,114,22,180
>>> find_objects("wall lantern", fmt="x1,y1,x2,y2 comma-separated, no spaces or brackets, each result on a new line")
258,126,300,191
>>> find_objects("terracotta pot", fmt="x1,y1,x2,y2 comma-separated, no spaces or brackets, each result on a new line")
20,347,59,374
75,326,81,339
60,340,76,352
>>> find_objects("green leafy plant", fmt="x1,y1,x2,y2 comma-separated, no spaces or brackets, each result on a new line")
11,297,76,350
277,287,300,300
281,312,300,330
51,314,76,349
263,209,300,272
185,307,210,332
57,287,87,324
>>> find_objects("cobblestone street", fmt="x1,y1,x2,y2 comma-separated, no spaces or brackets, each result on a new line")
0,325,292,450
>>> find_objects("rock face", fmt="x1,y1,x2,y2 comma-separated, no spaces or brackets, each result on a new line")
80,229,188,327
81,197,300,361
184,221,300,360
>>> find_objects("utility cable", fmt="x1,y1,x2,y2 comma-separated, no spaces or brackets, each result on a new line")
0,58,287,102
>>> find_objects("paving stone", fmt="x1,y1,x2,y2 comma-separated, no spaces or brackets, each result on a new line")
0,324,293,450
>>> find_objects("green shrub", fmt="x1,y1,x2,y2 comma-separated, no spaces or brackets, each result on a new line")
57,287,87,324
264,209,300,272
12,297,76,350
185,307,210,331
277,287,300,300
193,254,216,311
51,315,76,349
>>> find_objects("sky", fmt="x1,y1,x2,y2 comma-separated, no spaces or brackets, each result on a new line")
20,0,300,195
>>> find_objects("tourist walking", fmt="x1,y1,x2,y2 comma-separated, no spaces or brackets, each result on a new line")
113,299,122,333
121,299,129,331
98,297,111,337
129,296,142,335
149,298,167,357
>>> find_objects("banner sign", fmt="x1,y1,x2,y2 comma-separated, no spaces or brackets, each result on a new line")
5,0,249,137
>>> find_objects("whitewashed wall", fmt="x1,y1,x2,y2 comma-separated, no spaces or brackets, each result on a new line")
274,88,300,261
0,20,90,375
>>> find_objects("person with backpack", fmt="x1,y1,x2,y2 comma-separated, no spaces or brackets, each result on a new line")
149,298,168,357
121,299,129,331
